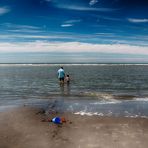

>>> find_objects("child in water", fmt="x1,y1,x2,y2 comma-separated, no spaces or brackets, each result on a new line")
65,74,70,84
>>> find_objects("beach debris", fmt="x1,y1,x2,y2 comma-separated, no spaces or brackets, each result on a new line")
47,110,58,114
36,109,45,115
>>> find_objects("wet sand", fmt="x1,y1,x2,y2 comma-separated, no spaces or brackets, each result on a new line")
0,107,148,148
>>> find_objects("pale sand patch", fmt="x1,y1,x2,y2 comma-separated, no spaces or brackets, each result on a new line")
0,107,148,148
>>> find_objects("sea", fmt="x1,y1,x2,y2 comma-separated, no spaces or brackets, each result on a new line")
1,64,148,118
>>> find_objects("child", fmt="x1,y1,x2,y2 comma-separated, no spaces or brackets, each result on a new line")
65,74,70,84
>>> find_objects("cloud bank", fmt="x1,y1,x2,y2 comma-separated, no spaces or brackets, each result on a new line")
0,41,148,55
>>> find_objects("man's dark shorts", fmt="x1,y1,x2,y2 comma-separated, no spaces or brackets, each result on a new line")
59,78,64,81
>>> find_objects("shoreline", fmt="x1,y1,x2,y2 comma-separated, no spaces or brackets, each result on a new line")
0,106,148,148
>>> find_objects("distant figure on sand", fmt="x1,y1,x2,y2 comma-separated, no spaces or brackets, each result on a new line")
57,67,65,84
65,74,70,84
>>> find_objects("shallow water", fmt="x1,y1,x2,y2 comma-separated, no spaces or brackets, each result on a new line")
1,64,148,117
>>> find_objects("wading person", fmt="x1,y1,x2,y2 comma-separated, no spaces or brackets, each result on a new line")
57,67,65,84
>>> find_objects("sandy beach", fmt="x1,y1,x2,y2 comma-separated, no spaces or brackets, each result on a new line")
0,106,148,148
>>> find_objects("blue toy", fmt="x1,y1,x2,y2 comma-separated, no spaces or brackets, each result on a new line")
52,117,61,124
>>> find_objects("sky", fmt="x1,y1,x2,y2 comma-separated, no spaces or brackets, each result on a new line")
0,0,148,63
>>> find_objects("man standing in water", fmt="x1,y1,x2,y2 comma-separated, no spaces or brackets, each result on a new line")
57,67,65,84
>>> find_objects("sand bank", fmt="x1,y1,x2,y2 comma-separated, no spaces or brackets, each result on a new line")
0,107,148,148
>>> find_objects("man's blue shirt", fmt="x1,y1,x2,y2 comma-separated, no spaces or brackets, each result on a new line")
57,68,65,78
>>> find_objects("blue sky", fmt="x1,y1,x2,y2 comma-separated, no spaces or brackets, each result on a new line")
0,0,148,63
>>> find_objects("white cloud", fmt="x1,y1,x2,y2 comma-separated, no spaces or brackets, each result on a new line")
8,29,43,33
128,18,148,23
61,19,81,28
61,24,73,27
55,4,115,12
2,23,40,29
0,41,148,55
64,19,81,24
1,23,43,33
89,0,98,6
0,7,10,15
0,34,73,40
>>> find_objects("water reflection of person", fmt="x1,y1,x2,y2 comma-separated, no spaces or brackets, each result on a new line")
60,83,65,95
66,82,71,95
59,82,71,95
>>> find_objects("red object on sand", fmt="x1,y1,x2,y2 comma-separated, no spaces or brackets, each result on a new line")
61,117,66,123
